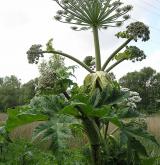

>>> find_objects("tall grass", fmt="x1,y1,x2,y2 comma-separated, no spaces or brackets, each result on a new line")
0,113,7,125
147,114,160,140
10,121,45,140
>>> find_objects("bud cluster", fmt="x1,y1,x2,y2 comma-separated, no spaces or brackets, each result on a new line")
27,44,43,64
83,56,95,70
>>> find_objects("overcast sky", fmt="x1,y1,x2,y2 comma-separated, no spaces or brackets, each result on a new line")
0,0,160,84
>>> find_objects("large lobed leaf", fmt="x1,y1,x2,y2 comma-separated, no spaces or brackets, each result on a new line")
123,122,159,146
6,106,48,132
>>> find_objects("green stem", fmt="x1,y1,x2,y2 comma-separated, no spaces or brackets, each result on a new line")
42,51,94,73
102,38,132,71
91,144,101,165
92,26,101,71
104,122,109,139
82,118,102,165
106,58,126,72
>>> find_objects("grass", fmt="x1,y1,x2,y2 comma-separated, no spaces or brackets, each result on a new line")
0,113,7,125
10,121,45,140
147,114,160,140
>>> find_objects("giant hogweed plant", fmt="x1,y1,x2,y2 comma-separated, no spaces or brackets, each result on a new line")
0,0,159,164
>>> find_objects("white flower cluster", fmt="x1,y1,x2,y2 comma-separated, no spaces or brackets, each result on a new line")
126,102,137,109
120,87,142,110
128,91,142,109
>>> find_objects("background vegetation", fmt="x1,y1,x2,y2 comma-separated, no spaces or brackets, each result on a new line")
0,76,37,112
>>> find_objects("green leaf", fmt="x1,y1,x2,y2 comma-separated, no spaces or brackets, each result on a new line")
60,101,93,117
6,106,48,132
69,123,84,136
90,87,114,107
109,90,130,105
32,115,72,162
141,156,160,165
72,93,90,105
101,116,122,128
46,38,54,51
120,131,128,145
60,105,80,116
88,105,111,117
129,137,148,157
89,88,101,107
30,95,65,116
124,123,159,146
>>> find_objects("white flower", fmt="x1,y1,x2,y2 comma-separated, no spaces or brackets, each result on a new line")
132,96,142,102
129,96,142,103
129,91,139,96
120,88,130,92
127,102,137,109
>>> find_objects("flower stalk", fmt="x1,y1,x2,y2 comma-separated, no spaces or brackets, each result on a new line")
102,38,132,71
93,26,101,71
43,50,94,73
106,58,125,72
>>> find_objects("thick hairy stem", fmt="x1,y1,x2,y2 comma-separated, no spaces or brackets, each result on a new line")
42,51,94,73
102,38,132,71
92,26,101,71
63,91,102,164
106,58,125,72
91,144,101,165
82,118,102,165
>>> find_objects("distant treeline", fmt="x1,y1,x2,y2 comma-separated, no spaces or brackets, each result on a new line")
119,67,160,113
1,67,160,113
0,75,37,112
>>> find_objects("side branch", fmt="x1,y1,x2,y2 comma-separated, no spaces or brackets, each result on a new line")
106,58,126,73
42,50,94,73
102,38,132,71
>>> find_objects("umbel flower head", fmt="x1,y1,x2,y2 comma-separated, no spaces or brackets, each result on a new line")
53,0,133,31
115,46,146,62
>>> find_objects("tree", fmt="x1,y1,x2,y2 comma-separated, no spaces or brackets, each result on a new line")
20,78,38,104
0,75,21,111
2,0,159,165
119,67,160,113
0,76,37,112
